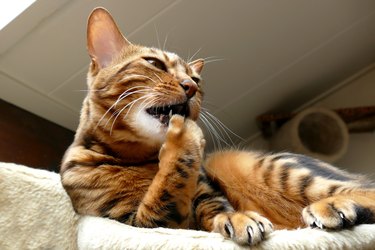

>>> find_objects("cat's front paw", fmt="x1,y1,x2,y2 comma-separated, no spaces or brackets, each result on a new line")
165,115,204,149
159,115,204,164
213,211,273,246
166,114,185,137
303,197,361,230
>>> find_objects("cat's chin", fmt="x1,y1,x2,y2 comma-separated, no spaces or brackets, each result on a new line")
133,109,169,145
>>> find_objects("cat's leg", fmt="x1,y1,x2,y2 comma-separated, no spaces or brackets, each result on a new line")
193,167,273,246
204,150,375,233
62,115,205,229
204,150,305,230
132,115,205,228
303,191,375,230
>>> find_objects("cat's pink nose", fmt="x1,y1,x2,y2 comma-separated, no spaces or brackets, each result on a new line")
180,79,198,99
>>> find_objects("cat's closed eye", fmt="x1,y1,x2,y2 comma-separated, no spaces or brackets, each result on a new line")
144,57,167,72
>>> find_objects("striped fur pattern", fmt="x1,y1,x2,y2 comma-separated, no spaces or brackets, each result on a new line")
60,8,375,246
205,151,375,232
61,6,235,239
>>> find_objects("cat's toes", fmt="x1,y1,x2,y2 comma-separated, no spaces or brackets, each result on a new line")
167,115,185,136
184,118,204,139
303,197,358,230
213,211,273,246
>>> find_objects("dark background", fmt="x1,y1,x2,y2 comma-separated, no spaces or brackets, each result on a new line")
0,99,74,172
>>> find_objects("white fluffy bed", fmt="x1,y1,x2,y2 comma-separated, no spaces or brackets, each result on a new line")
1,162,375,250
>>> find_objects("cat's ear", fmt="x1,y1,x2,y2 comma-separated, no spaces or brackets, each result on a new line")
189,59,204,75
87,7,130,69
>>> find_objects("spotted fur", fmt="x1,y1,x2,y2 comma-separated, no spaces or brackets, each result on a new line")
61,8,375,246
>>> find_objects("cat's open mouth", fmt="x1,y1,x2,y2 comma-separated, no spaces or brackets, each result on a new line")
146,102,189,125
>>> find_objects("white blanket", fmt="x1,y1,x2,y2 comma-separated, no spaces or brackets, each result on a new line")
1,162,375,250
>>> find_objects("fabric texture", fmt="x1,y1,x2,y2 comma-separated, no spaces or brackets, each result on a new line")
1,162,375,250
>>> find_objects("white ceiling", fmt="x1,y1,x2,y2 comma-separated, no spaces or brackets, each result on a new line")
1,0,375,148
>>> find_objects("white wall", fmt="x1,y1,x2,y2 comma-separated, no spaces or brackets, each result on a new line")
313,65,375,177
244,64,375,178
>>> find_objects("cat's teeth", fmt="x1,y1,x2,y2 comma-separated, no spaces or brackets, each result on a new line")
160,114,169,124
169,109,173,118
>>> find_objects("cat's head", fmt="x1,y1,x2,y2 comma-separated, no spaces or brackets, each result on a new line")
83,7,204,145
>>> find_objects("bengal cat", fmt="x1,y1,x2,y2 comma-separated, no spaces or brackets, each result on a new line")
60,7,375,246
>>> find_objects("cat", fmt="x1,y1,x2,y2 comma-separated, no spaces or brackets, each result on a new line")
60,7,375,246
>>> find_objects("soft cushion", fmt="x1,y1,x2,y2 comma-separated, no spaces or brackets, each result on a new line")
1,162,375,249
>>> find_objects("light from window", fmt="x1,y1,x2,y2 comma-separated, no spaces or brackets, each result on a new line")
0,0,36,30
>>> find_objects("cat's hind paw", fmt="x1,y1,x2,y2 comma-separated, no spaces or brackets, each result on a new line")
302,196,375,230
213,211,273,246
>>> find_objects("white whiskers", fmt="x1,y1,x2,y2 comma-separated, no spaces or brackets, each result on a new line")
95,86,151,130
153,72,163,82
122,74,157,84
95,73,159,133
199,108,243,151
187,47,202,64
109,94,154,135
163,32,169,51
200,56,225,65
154,24,162,50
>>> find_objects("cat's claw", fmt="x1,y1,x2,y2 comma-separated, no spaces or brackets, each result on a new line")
258,222,265,239
303,197,358,230
338,211,345,219
213,211,273,246
312,219,324,229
